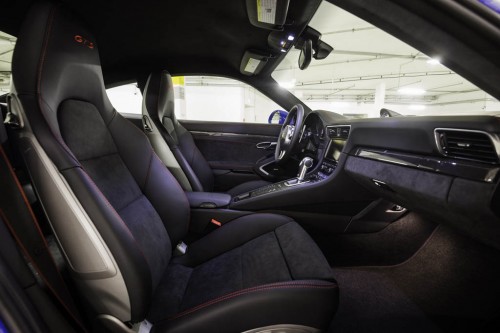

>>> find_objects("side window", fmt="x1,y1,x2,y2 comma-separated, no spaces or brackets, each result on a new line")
106,83,143,115
0,31,15,95
172,76,282,123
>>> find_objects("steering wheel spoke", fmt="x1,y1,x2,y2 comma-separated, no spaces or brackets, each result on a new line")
275,104,305,164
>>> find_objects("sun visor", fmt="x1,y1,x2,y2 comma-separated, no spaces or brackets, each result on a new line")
240,51,269,76
246,0,290,30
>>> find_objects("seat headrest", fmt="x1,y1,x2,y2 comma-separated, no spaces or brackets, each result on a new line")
11,1,115,169
12,0,113,142
143,71,176,122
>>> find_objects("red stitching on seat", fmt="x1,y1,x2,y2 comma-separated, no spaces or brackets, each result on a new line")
35,4,81,167
168,280,337,320
79,169,151,267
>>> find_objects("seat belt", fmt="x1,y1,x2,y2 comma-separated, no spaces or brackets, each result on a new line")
0,130,88,332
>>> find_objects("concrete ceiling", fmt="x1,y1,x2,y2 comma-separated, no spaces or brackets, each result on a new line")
1,1,498,117
273,2,500,116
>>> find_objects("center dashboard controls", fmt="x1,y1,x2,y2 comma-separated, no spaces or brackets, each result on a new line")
327,125,350,139
317,124,350,179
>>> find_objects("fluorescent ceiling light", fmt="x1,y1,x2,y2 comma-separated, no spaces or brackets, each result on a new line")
409,104,426,111
426,58,440,65
398,87,426,95
278,79,296,89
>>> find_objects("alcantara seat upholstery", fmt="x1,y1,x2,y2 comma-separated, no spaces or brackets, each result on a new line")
11,1,338,332
142,71,271,196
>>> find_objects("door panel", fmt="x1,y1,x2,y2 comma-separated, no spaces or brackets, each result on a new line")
181,120,281,190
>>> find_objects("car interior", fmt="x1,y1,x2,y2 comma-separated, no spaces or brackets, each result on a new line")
0,0,499,333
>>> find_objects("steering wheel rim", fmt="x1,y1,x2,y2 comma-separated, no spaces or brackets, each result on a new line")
275,104,305,164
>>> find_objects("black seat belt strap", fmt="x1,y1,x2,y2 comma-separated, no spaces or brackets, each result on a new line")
0,145,88,333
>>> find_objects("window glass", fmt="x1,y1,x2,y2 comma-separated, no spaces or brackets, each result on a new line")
106,83,143,114
172,76,282,123
0,31,15,94
272,2,500,118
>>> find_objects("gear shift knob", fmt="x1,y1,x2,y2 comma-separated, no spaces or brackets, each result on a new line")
297,157,314,182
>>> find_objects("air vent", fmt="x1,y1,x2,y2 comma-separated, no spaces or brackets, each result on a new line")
327,125,350,139
435,128,499,164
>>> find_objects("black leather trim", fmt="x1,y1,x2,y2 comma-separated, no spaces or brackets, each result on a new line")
62,167,152,321
185,191,231,208
181,120,282,137
0,119,7,144
153,280,338,333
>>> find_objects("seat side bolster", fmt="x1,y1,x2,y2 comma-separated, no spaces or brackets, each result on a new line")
155,280,339,333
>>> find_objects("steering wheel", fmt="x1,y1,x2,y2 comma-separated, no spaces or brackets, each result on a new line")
275,104,305,164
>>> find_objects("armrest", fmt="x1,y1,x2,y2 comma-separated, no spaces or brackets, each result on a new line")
185,191,231,209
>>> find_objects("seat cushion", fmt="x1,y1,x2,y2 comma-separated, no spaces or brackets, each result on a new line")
148,214,338,333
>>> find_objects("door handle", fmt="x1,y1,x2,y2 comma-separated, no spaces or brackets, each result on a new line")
256,142,277,150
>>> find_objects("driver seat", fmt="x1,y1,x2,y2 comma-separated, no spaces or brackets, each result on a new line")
11,2,338,332
142,71,270,196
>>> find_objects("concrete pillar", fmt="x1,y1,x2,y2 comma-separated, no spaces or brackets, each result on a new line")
373,82,386,118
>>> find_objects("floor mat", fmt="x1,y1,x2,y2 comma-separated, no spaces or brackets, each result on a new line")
329,225,500,332
329,269,441,332
312,213,437,267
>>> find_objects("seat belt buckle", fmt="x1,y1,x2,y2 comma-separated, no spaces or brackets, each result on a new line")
175,241,187,256
137,319,152,333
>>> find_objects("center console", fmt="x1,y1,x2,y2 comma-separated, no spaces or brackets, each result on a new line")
234,125,351,203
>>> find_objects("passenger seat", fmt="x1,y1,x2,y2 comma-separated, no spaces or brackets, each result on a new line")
142,71,271,196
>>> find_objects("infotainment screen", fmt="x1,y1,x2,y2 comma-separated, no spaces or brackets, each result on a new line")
325,139,346,162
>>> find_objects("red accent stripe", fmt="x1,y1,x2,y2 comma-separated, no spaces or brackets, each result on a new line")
168,280,337,320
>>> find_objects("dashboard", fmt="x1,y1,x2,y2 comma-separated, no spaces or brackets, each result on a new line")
234,110,500,250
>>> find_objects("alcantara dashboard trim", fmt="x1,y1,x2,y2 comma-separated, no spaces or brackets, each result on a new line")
355,148,500,183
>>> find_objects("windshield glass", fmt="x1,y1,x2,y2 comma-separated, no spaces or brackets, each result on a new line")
0,31,15,94
272,2,500,118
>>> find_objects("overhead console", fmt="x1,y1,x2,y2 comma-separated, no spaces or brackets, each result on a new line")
240,0,330,76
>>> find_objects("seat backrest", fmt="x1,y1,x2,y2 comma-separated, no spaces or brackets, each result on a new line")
142,71,215,191
11,1,190,322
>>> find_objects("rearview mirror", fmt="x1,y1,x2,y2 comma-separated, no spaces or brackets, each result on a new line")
298,39,312,70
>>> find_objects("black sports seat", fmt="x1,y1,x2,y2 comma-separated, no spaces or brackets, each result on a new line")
11,1,338,332
142,71,271,196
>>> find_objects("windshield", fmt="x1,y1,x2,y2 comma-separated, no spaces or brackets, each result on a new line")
272,2,500,118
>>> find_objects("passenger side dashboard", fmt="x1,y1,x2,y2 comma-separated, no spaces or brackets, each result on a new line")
340,115,500,249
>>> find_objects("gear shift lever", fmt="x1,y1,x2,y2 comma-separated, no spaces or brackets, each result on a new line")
297,157,314,183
